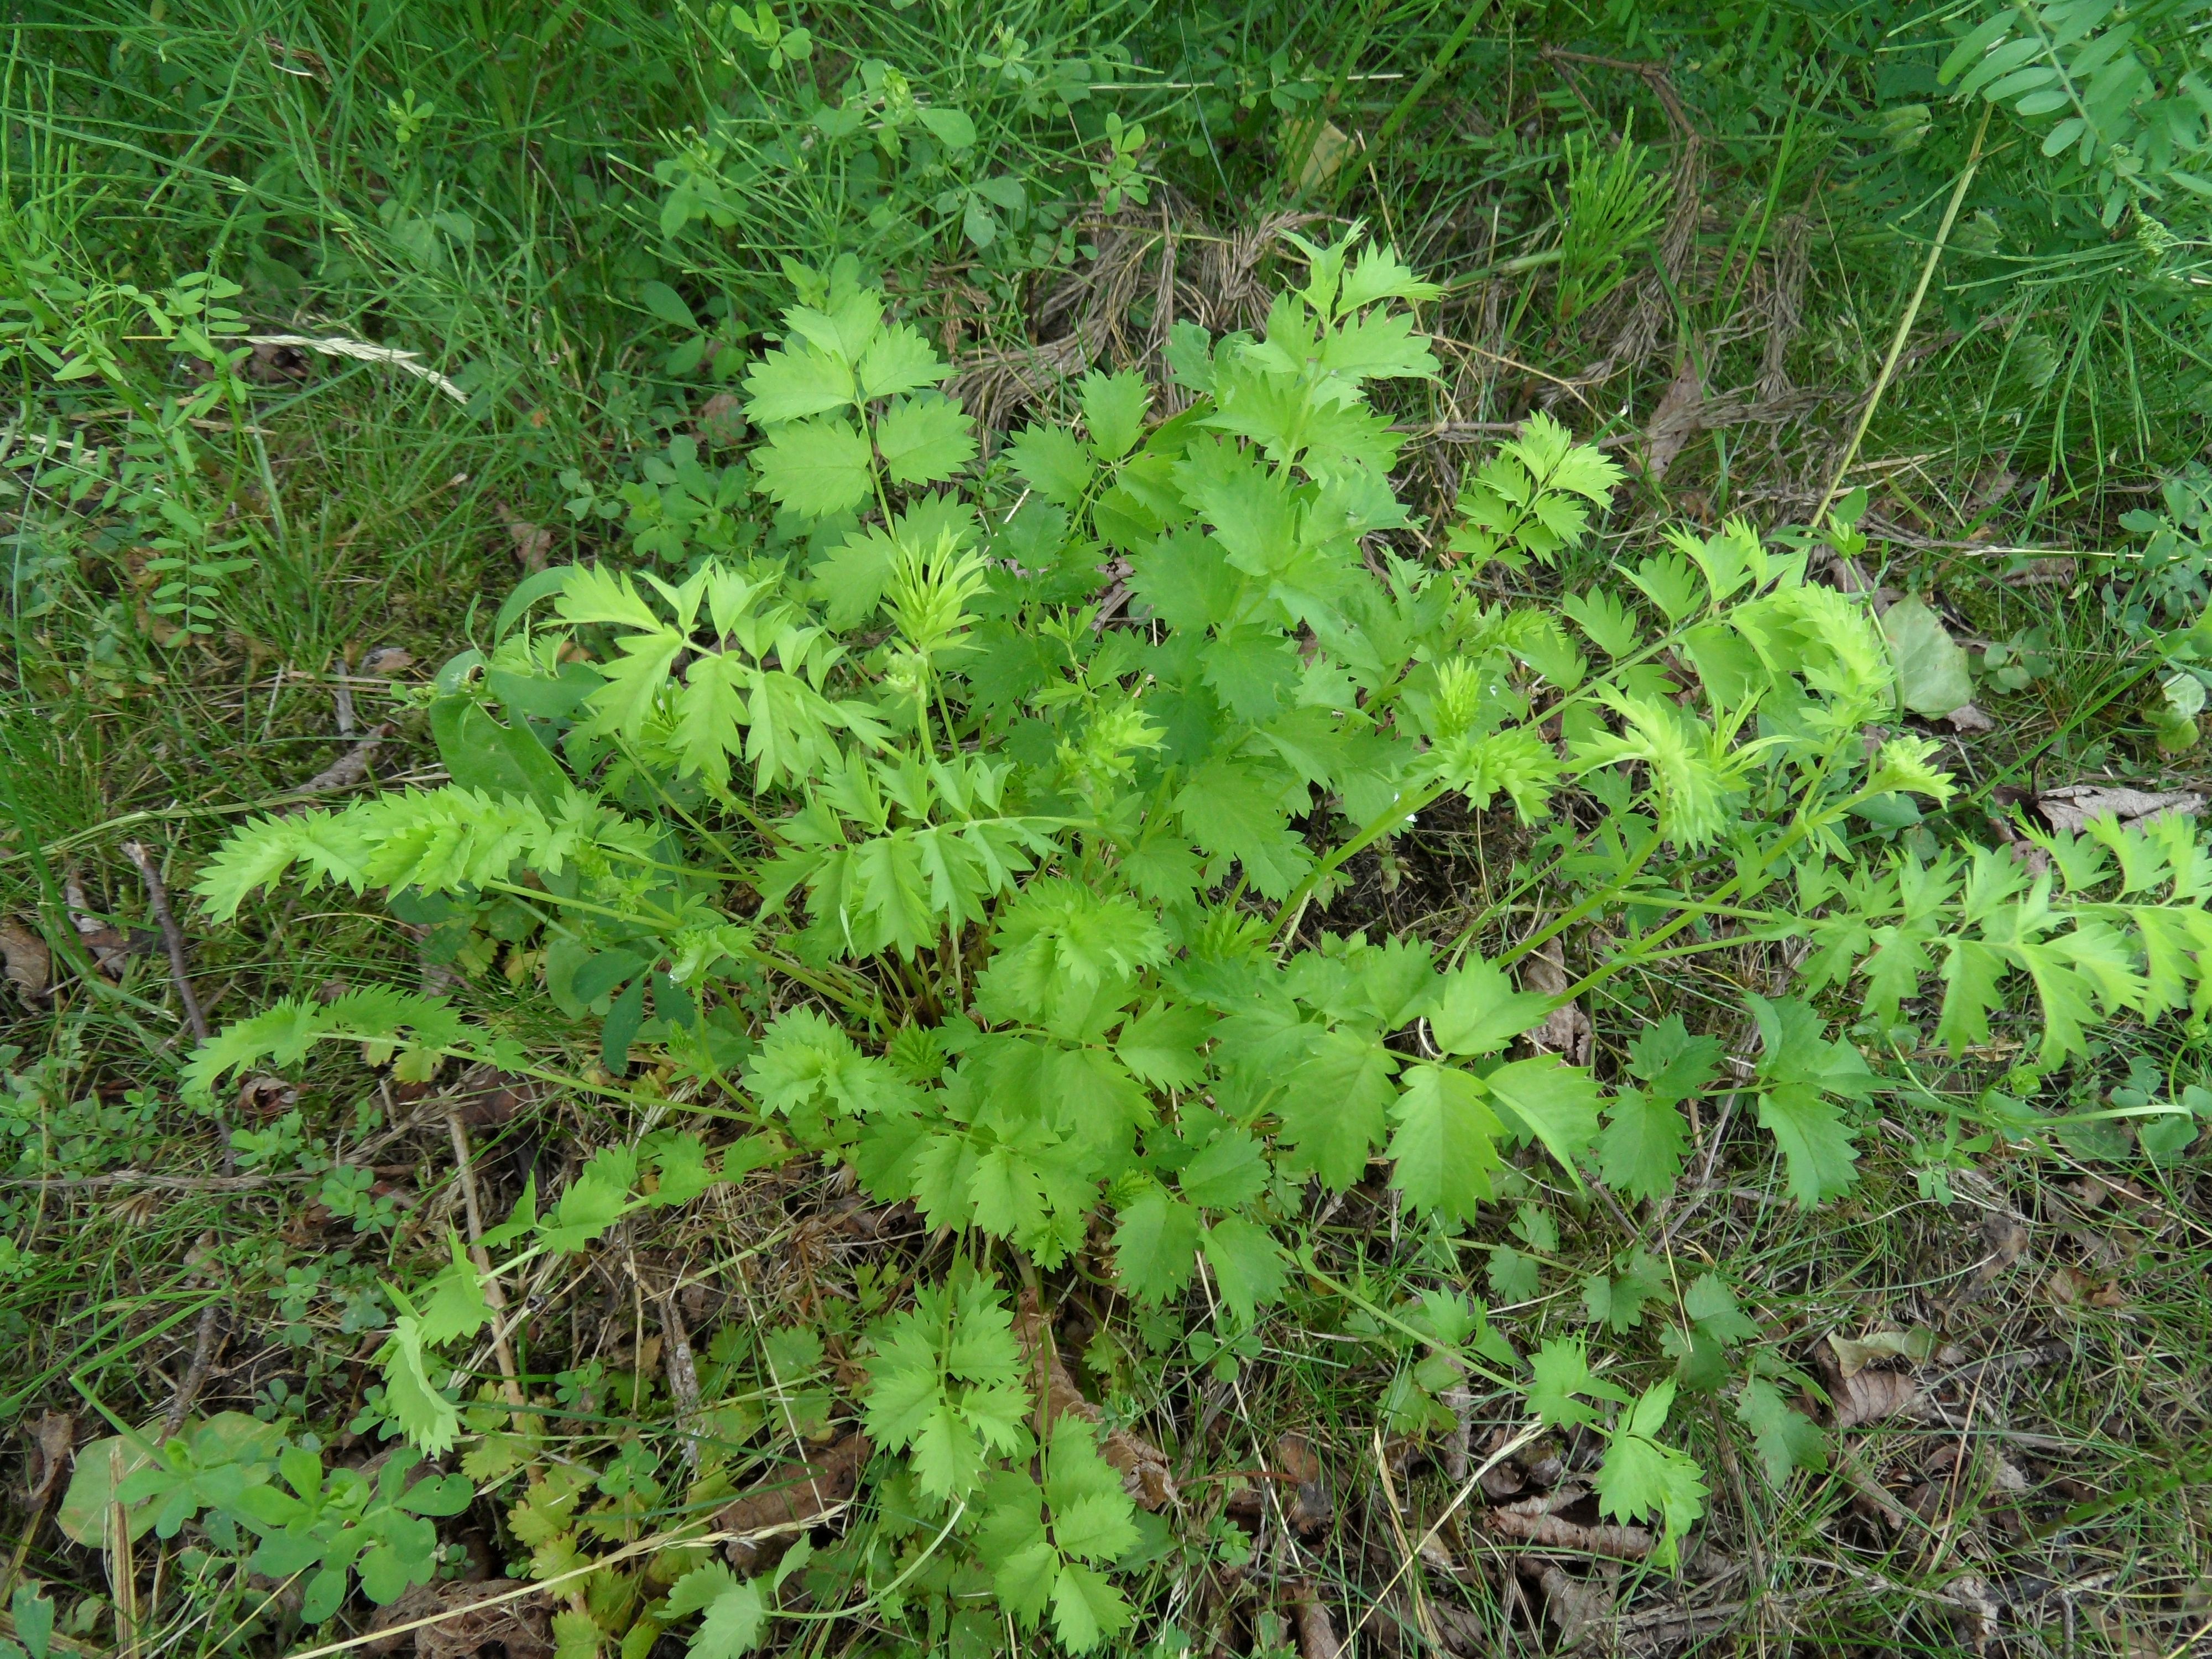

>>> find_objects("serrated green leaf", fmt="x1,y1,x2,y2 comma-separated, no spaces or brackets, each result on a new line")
1277,1027,1397,1190
1079,371,1151,462
1113,1183,1200,1303
1178,1125,1269,1209
1735,1375,1828,1484
754,419,873,519
690,1582,766,1658
1386,1062,1501,1228
1199,1215,1286,1323
1008,424,1094,508
1596,1087,1687,1204
874,395,976,487
1116,1001,1212,1088
1426,957,1553,1055
1527,1335,1628,1429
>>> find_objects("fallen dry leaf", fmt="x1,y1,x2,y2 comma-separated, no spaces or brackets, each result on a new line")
695,391,748,450
713,1430,869,1572
362,1578,552,1659
2002,556,2076,587
1,921,50,1003
495,501,552,574
1288,1585,1342,1659
1276,1431,1332,1536
1484,1483,1653,1557
1948,703,1995,733
1642,359,1706,484
1521,935,1592,1065
1528,1560,1615,1651
2037,784,2204,837
23,1410,75,1509
1013,1290,1176,1509
1940,1214,2030,1316
1827,1328,1936,1378
360,645,414,675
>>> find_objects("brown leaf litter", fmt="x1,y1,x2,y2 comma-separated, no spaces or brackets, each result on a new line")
2036,784,2204,837
362,1578,552,1659
1,920,50,1004
1482,1483,1654,1558
1013,1288,1176,1509
712,1429,870,1572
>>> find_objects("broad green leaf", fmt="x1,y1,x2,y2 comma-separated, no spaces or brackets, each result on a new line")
1426,957,1552,1055
1116,1001,1212,1088
1596,1087,1687,1204
1526,1335,1628,1429
429,696,568,809
1079,371,1151,462
1008,424,1095,508
1178,1125,1269,1209
1276,1027,1397,1190
874,395,976,487
1113,1184,1200,1302
691,1582,766,1658
1594,1381,1708,1554
1049,1563,1132,1653
1386,1063,1501,1228
1199,1215,1286,1323
1882,593,1973,717
743,342,854,424
754,419,873,519
855,322,947,401
1735,1376,1828,1485
380,1316,460,1455
1484,1056,1601,1182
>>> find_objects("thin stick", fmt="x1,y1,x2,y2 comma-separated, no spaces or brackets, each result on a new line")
121,841,208,1043
159,1311,221,1441
445,1109,527,1427
1812,103,1993,525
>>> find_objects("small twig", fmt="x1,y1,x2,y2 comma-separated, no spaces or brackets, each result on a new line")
660,1283,704,1470
160,1310,223,1441
121,841,208,1043
332,649,357,739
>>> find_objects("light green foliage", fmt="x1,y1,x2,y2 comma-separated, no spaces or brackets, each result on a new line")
863,1274,1030,1498
1447,413,1625,571
976,1421,1141,1652
175,234,2212,1652
1592,1380,1708,1563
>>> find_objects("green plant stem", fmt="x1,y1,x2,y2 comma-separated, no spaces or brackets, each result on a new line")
1812,103,1994,524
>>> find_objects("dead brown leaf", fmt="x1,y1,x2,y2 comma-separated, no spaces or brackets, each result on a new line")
1642,359,1706,483
2036,784,2204,837
2002,556,2076,587
1013,1290,1176,1509
712,1430,869,1572
361,646,415,676
1939,1214,2030,1317
495,502,552,574
1827,1328,1936,1378
1276,1431,1332,1535
1948,703,1995,733
23,1410,75,1509
1484,1483,1654,1557
1,921,50,1004
1527,1560,1615,1651
1521,935,1592,1065
362,1579,552,1659
1287,1584,1342,1659
694,392,749,450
